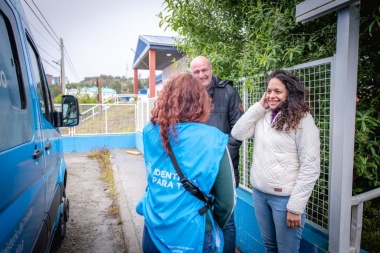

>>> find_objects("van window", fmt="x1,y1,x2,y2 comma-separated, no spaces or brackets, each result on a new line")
0,10,32,152
27,37,53,122
0,13,22,109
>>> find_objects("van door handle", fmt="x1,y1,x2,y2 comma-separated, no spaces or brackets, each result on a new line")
45,142,52,151
33,149,43,159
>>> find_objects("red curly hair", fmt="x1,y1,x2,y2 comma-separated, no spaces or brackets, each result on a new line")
150,73,212,153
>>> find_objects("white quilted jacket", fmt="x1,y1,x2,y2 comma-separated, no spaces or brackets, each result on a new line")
231,102,320,214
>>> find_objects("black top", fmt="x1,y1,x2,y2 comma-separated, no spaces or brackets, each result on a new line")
206,76,244,187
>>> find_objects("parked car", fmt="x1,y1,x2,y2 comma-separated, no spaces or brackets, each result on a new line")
0,0,80,251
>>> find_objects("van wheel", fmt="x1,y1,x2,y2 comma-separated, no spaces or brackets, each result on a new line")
54,190,69,244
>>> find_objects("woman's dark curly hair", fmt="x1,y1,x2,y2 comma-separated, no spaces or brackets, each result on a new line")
269,69,310,132
150,73,212,153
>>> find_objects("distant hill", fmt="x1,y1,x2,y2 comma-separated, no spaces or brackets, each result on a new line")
72,75,148,94
50,75,148,100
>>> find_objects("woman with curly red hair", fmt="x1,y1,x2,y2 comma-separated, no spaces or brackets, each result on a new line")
232,69,320,253
136,73,235,253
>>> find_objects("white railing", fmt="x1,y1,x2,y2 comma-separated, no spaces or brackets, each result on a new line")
136,97,156,132
57,102,136,136
350,187,380,252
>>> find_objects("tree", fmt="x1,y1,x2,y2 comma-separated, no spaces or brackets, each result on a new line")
123,78,135,94
49,84,62,100
159,0,336,79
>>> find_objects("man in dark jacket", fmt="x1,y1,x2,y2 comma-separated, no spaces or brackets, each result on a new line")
190,55,244,253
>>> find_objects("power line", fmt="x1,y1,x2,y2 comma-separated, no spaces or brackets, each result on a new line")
23,0,82,83
37,44,59,62
23,0,60,45
64,63,78,82
64,49,81,83
42,58,60,73
29,22,60,50
31,0,60,42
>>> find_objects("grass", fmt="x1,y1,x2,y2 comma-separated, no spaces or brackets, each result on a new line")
88,147,120,217
60,104,136,135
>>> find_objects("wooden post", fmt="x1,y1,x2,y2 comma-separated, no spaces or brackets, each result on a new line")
133,68,138,95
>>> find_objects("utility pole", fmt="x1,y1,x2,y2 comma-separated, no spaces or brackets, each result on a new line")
97,77,103,116
60,38,65,95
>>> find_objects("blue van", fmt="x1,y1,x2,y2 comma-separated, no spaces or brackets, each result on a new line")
0,0,80,251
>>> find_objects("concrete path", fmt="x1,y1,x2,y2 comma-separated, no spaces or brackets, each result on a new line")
110,149,146,253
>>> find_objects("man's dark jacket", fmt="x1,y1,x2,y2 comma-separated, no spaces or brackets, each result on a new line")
206,76,244,187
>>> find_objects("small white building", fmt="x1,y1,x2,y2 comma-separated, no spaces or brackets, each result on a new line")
66,86,117,102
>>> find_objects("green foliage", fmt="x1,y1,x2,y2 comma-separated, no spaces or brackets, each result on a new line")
70,76,146,94
160,0,336,80
354,96,380,192
77,93,97,104
54,94,62,103
50,75,149,105
353,9,380,250
49,84,62,99
361,200,380,252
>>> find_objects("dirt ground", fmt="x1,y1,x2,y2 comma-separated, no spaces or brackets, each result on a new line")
50,154,127,253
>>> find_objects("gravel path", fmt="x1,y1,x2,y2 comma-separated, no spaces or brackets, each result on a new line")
50,152,126,253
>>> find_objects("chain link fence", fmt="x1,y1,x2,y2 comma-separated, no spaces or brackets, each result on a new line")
235,58,333,230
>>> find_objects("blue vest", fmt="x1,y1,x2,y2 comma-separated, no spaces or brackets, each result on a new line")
137,122,228,252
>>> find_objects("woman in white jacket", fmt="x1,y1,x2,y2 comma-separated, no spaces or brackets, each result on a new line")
231,69,320,253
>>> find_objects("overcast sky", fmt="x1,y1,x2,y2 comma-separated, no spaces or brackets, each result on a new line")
21,0,177,83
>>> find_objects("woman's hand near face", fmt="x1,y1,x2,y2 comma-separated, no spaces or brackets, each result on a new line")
259,92,269,109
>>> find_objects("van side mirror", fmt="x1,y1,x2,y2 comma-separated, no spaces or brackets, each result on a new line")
61,95,80,127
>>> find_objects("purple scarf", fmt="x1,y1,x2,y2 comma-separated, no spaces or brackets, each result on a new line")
271,109,279,124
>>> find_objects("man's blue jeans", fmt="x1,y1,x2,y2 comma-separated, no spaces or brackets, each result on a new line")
142,224,214,252
222,211,236,253
252,188,305,253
